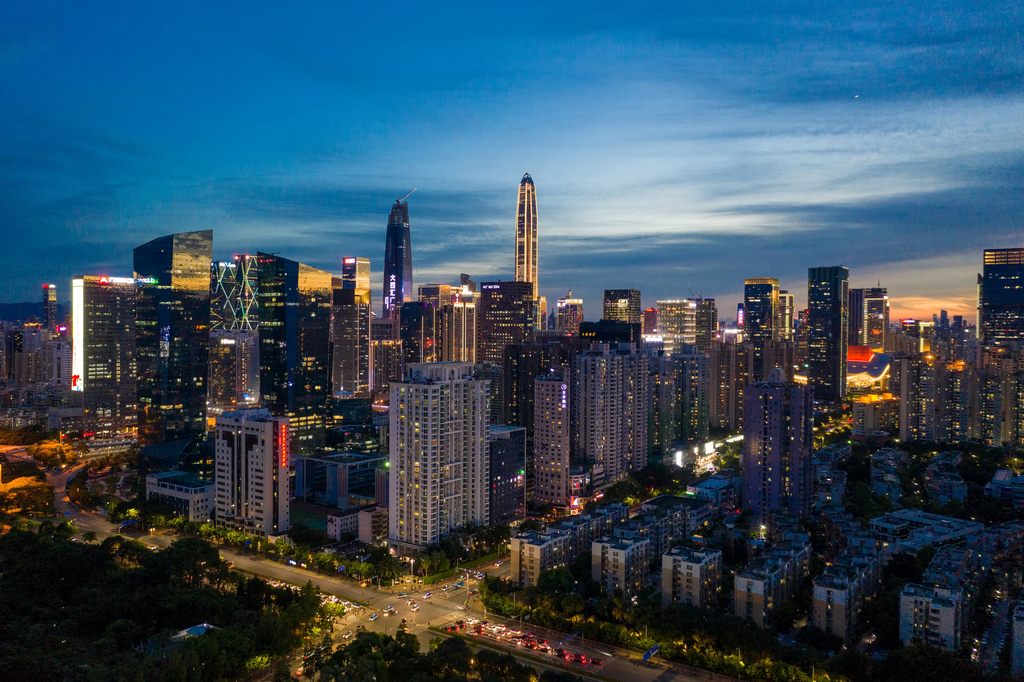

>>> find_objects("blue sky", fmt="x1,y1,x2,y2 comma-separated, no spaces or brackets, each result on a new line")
2,1,1022,320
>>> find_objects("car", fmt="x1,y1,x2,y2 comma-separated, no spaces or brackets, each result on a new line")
495,561,502,566
523,642,536,649
423,592,432,599
555,649,568,659
407,599,416,605
442,585,450,591
469,590,476,595
452,584,460,590
147,545,158,550
342,631,354,639
536,644,550,653
369,613,378,621
455,620,466,629
591,659,604,666
411,604,420,612
398,592,408,598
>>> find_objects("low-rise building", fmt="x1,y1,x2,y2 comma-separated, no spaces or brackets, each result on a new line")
510,530,569,587
923,451,967,505
592,535,649,597
985,470,1024,509
358,506,389,545
870,448,906,505
869,509,984,554
661,546,722,608
326,510,360,540
899,584,964,650
734,561,784,628
145,471,214,523
686,470,740,508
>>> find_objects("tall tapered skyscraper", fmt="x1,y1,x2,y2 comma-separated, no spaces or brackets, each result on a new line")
515,173,538,298
383,197,413,319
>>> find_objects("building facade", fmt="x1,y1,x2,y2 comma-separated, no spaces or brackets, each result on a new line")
383,197,414,318
71,275,137,437
979,248,1024,346
478,281,535,364
134,230,213,445
214,408,290,537
661,546,723,608
807,266,850,402
514,173,539,299
489,425,526,524
534,369,572,507
603,289,642,325
388,363,490,552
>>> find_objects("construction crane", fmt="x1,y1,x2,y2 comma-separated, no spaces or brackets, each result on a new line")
397,188,417,203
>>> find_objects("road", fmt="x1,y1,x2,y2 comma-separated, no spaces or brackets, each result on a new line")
3,446,710,682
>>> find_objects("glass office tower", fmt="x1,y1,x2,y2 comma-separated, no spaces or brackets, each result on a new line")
134,230,213,445
258,253,333,452
979,248,1024,346
807,266,849,403
383,199,413,319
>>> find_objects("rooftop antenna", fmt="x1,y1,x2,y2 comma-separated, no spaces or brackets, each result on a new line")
397,188,417,203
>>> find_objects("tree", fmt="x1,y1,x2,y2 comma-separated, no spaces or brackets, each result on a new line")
273,658,291,681
375,554,404,583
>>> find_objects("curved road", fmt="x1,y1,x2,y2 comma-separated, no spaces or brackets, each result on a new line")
2,446,711,682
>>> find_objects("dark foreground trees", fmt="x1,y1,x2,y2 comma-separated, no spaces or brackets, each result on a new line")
0,530,324,682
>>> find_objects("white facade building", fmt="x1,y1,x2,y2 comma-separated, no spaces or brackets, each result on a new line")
389,362,490,553
214,408,290,537
899,583,964,650
534,369,571,507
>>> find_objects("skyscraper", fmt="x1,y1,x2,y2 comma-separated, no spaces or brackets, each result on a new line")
515,173,539,298
640,309,657,337
208,329,258,410
742,369,813,520
211,255,259,331
42,284,57,329
399,301,438,365
71,275,137,437
979,248,1024,346
807,266,849,402
257,253,332,452
556,291,584,336
478,281,535,364
534,369,571,507
342,257,371,290
489,425,526,524
332,280,371,398
389,363,490,551
214,408,290,537
744,277,780,382
693,298,718,355
383,197,413,318
134,229,213,445
603,289,642,324
864,287,889,350
848,288,865,347
778,291,795,341
672,350,711,445
656,300,697,352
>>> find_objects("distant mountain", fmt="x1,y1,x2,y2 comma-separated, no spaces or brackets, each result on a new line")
0,302,70,324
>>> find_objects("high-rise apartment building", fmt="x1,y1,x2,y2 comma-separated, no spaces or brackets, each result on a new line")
573,343,648,485
744,278,780,382
807,266,849,402
662,547,723,608
257,253,332,452
71,276,137,437
979,248,1024,345
214,408,290,538
656,300,697,352
389,363,490,552
211,255,259,331
514,173,539,299
383,197,414,319
693,298,718,354
332,281,371,398
489,425,526,524
478,281,534,364
42,284,58,329
342,256,371,290
399,301,438,365
603,289,642,324
556,291,584,336
671,350,711,445
742,369,813,520
534,369,571,507
134,230,212,445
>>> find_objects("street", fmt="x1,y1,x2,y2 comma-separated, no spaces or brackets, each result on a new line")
2,445,711,682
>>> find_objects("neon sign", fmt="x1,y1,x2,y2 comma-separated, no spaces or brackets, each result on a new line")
71,279,84,392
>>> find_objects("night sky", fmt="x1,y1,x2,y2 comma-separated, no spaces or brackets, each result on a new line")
3,2,1023,321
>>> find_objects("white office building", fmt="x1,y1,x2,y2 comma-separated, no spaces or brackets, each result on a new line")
214,408,290,537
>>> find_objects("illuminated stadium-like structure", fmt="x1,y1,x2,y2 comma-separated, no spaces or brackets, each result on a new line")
794,346,890,392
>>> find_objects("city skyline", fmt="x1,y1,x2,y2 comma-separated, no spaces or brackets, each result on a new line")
3,3,1022,320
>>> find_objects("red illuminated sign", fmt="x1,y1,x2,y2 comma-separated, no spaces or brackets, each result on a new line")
279,423,288,468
